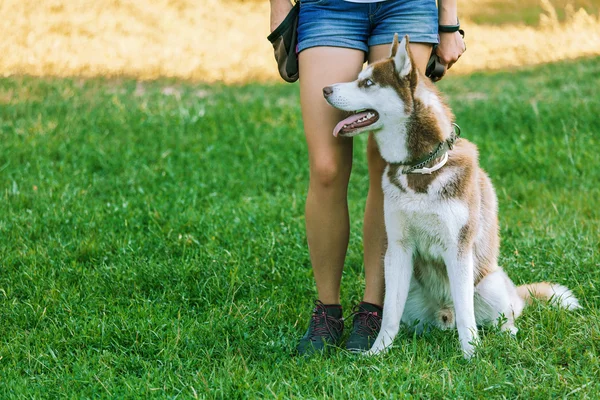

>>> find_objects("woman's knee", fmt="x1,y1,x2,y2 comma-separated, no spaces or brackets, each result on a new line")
309,156,351,191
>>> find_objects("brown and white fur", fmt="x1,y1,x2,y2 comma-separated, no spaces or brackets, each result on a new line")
323,35,580,358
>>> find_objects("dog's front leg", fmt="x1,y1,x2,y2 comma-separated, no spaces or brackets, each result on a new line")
369,242,413,355
445,249,479,358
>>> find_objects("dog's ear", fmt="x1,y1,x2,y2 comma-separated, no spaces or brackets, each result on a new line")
392,35,412,77
389,33,399,58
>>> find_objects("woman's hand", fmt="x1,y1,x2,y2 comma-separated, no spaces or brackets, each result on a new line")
270,0,294,33
436,31,466,71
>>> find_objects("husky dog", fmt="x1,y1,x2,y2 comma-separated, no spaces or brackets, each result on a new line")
323,34,580,358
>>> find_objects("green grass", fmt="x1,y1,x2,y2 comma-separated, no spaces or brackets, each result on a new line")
1,57,599,398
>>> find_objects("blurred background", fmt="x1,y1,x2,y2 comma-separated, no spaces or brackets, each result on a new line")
1,0,598,83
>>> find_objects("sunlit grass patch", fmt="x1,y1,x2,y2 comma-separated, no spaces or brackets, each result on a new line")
0,0,598,83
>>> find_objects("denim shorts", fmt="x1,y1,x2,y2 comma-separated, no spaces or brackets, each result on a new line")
297,0,439,53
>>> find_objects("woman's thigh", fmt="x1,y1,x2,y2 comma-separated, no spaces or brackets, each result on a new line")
297,0,371,174
299,47,363,178
368,42,432,78
366,0,437,171
297,0,437,173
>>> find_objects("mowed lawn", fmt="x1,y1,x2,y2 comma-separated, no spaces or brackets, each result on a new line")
1,57,599,398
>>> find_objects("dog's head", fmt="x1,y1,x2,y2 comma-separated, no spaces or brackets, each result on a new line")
323,34,418,138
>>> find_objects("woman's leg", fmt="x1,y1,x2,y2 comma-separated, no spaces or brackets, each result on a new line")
362,42,433,306
299,46,365,305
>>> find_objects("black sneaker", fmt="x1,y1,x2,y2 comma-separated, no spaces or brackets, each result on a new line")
346,301,383,353
296,300,344,356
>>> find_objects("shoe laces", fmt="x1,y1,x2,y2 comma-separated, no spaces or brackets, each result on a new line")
351,305,382,337
308,300,343,340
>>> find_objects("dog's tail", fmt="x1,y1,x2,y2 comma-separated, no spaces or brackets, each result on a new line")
516,282,581,310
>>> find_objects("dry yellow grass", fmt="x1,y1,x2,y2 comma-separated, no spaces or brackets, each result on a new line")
0,0,598,83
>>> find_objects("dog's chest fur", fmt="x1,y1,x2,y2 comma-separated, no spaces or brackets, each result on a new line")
382,149,473,305
383,156,471,245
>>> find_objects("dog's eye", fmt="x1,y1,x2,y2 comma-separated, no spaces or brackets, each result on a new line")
365,79,374,87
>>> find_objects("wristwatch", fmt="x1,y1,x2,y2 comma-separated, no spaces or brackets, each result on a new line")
439,19,461,33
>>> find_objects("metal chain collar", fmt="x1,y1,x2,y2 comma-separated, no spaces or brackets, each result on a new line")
403,123,461,174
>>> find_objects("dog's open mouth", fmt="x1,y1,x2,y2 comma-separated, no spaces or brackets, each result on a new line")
333,109,379,137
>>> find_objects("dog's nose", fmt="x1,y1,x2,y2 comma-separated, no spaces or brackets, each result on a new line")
323,86,333,97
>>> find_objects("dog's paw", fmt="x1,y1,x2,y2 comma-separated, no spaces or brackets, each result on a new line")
462,338,482,360
503,325,518,337
461,334,480,360
368,334,394,356
462,344,476,360
366,343,387,356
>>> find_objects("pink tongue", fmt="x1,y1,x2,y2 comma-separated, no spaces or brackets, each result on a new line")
333,112,369,137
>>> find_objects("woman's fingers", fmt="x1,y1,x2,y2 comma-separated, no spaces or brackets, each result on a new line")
436,31,466,70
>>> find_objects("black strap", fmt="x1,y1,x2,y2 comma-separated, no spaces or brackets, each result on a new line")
426,29,465,80
439,19,461,33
